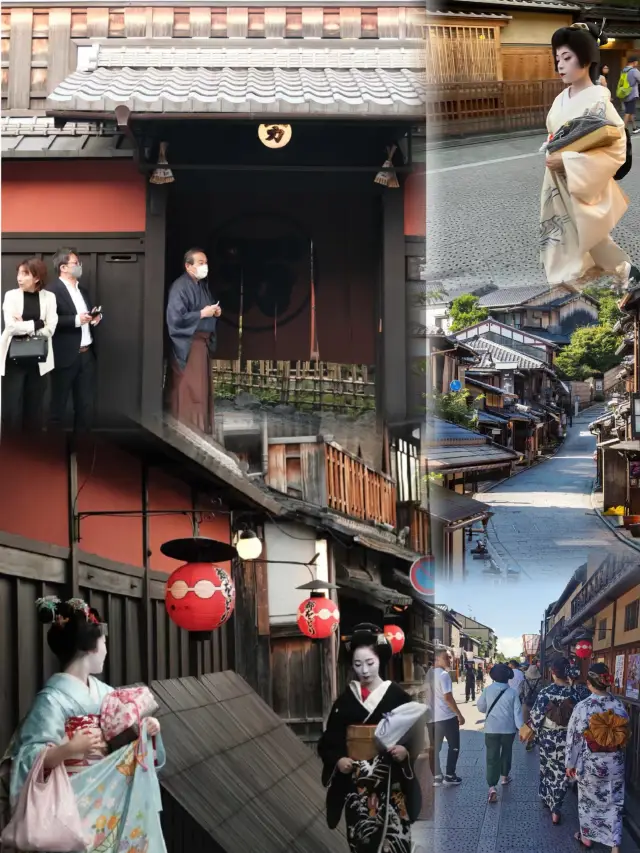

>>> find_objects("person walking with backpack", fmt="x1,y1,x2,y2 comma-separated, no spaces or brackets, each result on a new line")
617,57,640,134
477,663,523,804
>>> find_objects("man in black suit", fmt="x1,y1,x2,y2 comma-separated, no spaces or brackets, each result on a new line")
48,248,101,430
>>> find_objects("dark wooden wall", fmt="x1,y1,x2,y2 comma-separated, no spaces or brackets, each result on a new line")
0,533,232,755
2,234,145,427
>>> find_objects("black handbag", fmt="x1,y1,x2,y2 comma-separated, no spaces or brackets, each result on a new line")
8,335,47,364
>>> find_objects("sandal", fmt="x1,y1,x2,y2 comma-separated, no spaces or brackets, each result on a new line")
574,832,593,848
501,776,512,785
552,811,561,825
488,788,498,803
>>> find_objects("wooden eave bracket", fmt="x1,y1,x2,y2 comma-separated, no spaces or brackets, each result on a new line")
115,104,141,165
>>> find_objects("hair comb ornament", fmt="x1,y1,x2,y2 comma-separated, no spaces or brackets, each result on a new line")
599,18,606,37
570,22,590,32
35,596,61,616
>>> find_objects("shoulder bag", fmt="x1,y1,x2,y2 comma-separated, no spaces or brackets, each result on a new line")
481,688,509,732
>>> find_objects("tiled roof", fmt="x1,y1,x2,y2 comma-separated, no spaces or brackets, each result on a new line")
477,285,550,309
1,115,131,158
425,416,486,444
467,338,550,372
429,9,511,19
48,45,426,116
424,442,518,472
449,0,579,9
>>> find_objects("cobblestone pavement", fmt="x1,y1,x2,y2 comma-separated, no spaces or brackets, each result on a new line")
426,134,640,289
412,681,639,853
466,404,629,584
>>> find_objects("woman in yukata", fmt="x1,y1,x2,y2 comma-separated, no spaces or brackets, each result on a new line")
4,597,166,852
541,23,635,290
566,662,629,852
318,624,422,853
528,657,579,826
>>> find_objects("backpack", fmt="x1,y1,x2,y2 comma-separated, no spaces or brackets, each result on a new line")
523,677,541,706
617,70,632,101
614,127,632,181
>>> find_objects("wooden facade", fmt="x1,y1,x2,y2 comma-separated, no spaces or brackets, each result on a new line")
267,436,398,527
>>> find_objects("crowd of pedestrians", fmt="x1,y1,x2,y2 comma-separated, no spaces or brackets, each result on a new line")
425,655,630,853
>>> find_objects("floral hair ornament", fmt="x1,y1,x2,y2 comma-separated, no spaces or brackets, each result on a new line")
35,595,61,617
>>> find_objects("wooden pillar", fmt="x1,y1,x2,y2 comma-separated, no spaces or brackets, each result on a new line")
67,436,80,598
381,190,407,423
47,8,76,95
141,183,167,422
255,530,272,706
141,463,153,683
8,8,33,110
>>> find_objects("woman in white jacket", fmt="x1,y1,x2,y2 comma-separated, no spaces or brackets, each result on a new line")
1,258,58,429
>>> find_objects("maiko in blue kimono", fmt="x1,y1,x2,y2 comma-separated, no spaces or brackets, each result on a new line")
5,597,166,853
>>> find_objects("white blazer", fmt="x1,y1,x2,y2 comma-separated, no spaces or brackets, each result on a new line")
0,288,58,377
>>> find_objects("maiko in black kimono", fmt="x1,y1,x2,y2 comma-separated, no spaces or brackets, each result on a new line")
318,681,422,853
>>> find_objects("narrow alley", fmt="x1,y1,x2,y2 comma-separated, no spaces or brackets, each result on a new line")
471,405,622,581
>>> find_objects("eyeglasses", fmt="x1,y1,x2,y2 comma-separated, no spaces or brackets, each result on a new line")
167,580,222,600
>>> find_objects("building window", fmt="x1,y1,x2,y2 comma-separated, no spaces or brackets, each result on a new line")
624,599,639,632
434,316,444,329
598,619,607,641
391,436,420,503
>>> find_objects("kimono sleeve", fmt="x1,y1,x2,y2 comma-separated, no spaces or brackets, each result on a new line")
10,689,67,806
565,701,588,770
562,103,626,203
166,280,201,341
317,699,348,786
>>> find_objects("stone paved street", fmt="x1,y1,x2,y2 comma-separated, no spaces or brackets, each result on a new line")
412,680,639,853
472,404,624,584
426,134,640,289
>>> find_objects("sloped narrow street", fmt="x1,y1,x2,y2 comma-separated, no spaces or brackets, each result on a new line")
412,680,637,853
470,405,620,583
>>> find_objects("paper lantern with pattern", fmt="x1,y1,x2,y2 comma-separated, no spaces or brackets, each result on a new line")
297,596,339,639
165,562,235,632
384,625,405,655
575,639,593,660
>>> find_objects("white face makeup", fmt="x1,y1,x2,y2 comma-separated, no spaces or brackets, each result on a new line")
555,46,588,85
86,635,108,675
352,645,380,685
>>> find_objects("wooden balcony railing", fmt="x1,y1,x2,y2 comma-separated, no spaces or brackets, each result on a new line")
267,437,396,527
325,443,397,527
544,616,566,650
426,79,564,137
397,502,430,554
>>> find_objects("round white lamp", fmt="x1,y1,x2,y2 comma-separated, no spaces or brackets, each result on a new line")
235,530,263,561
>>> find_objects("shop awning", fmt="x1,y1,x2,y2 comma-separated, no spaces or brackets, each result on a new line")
427,483,492,526
48,44,426,118
425,443,518,473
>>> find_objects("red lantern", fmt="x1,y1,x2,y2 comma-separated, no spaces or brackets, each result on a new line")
575,639,593,660
165,562,235,632
297,596,339,639
384,625,405,654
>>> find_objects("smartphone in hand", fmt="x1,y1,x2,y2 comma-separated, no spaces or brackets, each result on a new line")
89,306,102,318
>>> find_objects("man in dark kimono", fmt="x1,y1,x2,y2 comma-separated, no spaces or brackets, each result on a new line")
465,662,476,702
166,248,220,433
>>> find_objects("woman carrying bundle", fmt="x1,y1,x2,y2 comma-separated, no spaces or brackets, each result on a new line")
318,624,423,853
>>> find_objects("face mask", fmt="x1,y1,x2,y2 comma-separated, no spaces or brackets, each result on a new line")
194,265,208,280
68,264,83,279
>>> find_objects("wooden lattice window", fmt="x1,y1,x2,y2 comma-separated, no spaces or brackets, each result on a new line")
425,25,500,85
625,600,639,632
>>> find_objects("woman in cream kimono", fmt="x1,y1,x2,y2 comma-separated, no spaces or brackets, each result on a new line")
541,23,631,288
2,597,166,852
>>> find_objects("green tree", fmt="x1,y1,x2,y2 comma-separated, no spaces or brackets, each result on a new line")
428,389,478,428
448,294,489,332
555,325,622,380
582,285,623,327
494,652,507,664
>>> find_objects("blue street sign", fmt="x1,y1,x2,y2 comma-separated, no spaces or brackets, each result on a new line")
449,380,462,392
410,556,435,597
